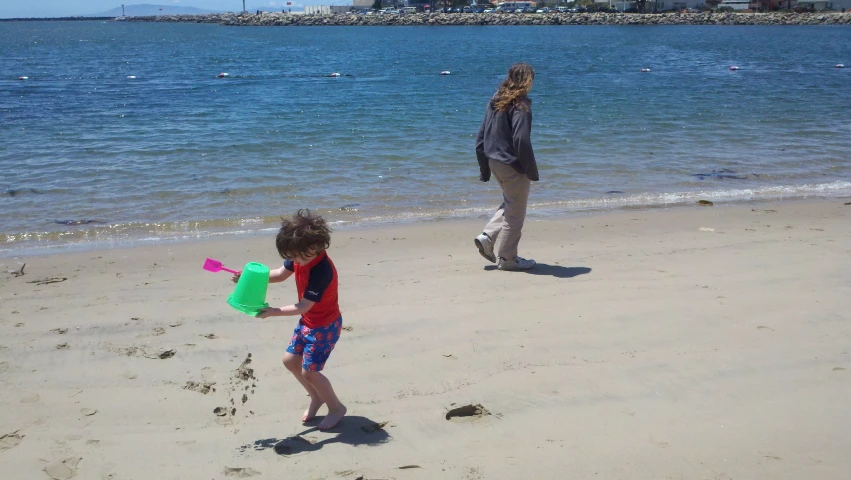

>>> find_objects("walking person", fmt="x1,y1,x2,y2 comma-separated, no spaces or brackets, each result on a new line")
474,63,539,271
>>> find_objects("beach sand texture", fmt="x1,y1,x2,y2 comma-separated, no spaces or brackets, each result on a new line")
0,200,849,479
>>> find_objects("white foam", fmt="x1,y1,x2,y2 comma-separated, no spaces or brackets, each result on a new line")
2,181,850,257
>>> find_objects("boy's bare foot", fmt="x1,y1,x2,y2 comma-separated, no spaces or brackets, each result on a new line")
318,404,347,430
302,397,325,422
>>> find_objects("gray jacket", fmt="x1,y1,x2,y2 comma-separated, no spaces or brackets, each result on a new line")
475,98,539,182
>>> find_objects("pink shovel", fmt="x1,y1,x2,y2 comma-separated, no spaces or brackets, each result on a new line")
202,258,240,275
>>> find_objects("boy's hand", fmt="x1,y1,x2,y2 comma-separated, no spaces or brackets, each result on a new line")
231,272,241,284
255,307,280,319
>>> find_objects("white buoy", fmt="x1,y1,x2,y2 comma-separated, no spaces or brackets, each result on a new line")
329,72,341,77
218,72,229,78
18,76,29,80
640,68,650,73
126,75,137,79
729,66,739,71
836,64,845,68
440,70,451,75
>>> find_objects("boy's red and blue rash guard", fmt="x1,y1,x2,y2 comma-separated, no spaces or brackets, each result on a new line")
283,251,340,329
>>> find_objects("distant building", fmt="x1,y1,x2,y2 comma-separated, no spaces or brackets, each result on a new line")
304,5,354,13
798,0,851,8
794,0,826,7
719,0,749,8
353,0,397,7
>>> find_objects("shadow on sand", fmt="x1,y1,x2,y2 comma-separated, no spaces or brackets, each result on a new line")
484,264,592,279
242,416,391,456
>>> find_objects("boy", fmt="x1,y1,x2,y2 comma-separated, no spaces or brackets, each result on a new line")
234,209,346,430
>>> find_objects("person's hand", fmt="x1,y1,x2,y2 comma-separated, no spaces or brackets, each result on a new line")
255,307,280,319
231,272,241,284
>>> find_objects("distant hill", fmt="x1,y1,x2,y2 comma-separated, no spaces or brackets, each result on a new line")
95,4,224,17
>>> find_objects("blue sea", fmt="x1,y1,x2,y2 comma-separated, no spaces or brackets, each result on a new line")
1,21,850,255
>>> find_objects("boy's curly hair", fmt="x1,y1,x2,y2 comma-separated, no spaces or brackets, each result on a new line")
275,209,331,259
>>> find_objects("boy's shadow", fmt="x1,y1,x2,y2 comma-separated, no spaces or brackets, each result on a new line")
484,263,592,279
242,416,391,456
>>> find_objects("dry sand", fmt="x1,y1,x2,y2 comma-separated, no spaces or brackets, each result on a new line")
0,200,849,480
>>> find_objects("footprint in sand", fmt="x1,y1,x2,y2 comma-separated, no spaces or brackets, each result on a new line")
0,430,24,451
445,404,491,422
143,348,175,359
223,466,261,477
56,343,69,350
43,457,82,480
81,409,97,417
184,381,216,394
214,406,236,425
0,362,10,374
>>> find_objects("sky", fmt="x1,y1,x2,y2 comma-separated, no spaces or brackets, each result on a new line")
0,1,351,18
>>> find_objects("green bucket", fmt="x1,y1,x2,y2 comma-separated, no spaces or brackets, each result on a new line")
227,262,270,316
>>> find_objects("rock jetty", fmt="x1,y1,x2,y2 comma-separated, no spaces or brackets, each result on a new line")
122,12,851,26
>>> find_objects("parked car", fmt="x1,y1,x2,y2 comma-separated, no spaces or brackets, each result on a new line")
483,7,495,12
536,7,550,12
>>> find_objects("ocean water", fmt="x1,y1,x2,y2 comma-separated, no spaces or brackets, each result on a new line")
1,21,850,255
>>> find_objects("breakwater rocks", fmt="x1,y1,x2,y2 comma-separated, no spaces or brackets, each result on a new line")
123,12,851,26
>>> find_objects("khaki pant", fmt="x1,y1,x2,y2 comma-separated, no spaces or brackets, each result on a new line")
482,159,531,261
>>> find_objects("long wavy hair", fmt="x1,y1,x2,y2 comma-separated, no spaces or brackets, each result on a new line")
491,63,535,112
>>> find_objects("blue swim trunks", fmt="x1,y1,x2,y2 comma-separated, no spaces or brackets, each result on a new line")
286,317,342,372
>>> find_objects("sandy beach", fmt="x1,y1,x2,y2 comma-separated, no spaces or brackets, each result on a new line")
1,199,849,480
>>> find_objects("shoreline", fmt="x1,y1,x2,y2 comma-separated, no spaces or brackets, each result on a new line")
117,11,851,26
1,198,849,479
2,193,849,259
